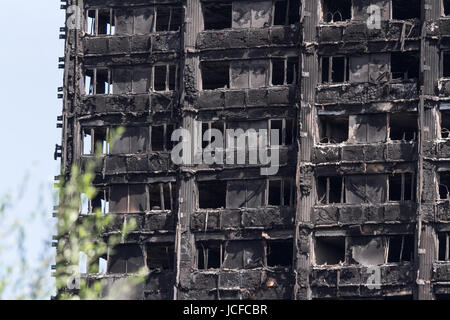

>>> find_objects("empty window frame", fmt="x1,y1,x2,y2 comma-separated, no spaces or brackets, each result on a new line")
198,181,227,209
317,176,344,204
392,0,420,20
108,244,144,274
153,64,178,91
82,127,110,155
148,182,175,211
201,121,226,149
391,52,420,80
445,0,450,16
197,239,292,269
109,185,147,213
201,61,230,90
439,172,450,200
271,57,299,85
151,124,175,151
267,240,293,267
84,68,112,95
269,119,295,146
203,3,232,30
321,0,352,23
199,178,288,210
147,243,175,270
200,119,294,148
314,236,346,265
314,235,413,266
389,113,418,141
441,111,450,139
317,115,349,144
86,9,115,35
80,189,110,215
388,173,416,202
442,51,450,77
320,56,349,83
438,232,450,261
273,0,301,25
155,6,183,32
197,241,223,270
387,235,414,263
267,178,295,207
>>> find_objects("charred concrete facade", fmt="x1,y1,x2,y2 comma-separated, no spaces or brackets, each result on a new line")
55,0,450,300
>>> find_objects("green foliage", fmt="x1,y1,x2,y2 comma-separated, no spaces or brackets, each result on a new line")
0,177,54,300
0,127,146,300
54,127,146,300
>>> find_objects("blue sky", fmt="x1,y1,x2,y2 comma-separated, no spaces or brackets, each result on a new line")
0,1,65,297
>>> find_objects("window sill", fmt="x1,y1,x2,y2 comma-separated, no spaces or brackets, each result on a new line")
313,261,412,269
319,20,351,26
316,141,416,146
202,25,298,33
146,210,173,215
390,18,421,22
317,82,349,88
83,30,181,38
202,85,297,92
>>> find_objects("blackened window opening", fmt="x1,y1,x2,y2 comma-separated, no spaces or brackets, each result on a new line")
197,242,223,270
322,0,351,23
274,0,301,25
203,3,232,30
156,6,183,32
147,244,175,270
441,111,450,139
387,235,414,263
267,240,293,267
389,173,415,202
318,115,349,143
438,233,450,261
391,52,420,80
439,172,450,200
84,68,112,95
392,0,420,20
445,0,450,16
271,57,298,85
390,113,418,141
202,61,230,89
321,56,349,83
198,181,227,209
317,176,344,204
314,237,346,265
443,51,450,77
108,244,144,274
87,9,115,36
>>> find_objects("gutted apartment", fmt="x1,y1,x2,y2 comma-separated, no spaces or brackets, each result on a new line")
55,0,450,300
